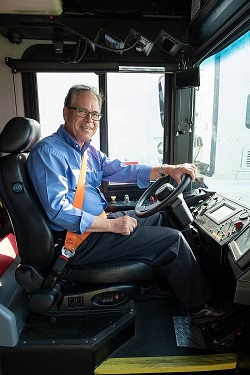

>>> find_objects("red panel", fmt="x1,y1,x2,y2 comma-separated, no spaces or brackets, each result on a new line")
0,233,18,277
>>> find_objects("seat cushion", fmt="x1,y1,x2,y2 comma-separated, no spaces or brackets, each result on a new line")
61,260,156,284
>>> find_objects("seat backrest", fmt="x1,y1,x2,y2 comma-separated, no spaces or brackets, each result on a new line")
0,117,54,271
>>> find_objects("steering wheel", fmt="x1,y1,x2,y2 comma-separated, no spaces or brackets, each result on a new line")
135,174,191,218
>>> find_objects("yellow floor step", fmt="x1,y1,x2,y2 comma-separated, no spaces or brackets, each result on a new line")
95,353,238,374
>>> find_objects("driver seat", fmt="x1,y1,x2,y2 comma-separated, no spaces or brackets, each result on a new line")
0,117,155,315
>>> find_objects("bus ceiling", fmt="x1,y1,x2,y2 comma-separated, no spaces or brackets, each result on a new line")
0,0,249,69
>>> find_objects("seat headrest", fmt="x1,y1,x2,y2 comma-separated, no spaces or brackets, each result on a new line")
0,117,41,153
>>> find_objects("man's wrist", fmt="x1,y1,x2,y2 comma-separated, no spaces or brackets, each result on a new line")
159,165,168,178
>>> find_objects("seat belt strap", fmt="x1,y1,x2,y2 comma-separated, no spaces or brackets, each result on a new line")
72,150,88,209
63,152,106,256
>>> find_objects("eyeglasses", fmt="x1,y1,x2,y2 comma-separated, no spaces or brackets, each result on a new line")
67,106,103,121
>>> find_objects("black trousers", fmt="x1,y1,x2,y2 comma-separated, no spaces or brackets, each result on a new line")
54,210,212,310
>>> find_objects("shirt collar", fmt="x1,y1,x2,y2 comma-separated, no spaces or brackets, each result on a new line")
57,125,91,154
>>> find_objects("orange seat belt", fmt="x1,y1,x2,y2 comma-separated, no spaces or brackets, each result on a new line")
63,152,106,255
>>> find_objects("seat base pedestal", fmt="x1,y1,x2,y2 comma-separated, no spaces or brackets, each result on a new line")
1,301,135,375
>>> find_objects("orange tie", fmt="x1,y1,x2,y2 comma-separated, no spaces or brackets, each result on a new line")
64,152,106,252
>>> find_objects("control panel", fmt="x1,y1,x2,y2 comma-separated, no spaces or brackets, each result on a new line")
106,188,213,212
92,291,127,306
107,196,151,212
192,191,250,246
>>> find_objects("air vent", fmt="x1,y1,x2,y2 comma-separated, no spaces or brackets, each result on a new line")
241,145,250,169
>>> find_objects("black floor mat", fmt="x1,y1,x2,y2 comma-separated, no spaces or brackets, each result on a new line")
111,298,241,358
19,297,241,356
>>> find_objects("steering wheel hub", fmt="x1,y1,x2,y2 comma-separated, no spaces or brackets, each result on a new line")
155,183,174,201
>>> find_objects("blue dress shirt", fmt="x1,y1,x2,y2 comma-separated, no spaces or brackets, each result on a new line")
27,125,151,233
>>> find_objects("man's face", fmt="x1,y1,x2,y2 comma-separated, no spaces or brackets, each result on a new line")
63,91,100,147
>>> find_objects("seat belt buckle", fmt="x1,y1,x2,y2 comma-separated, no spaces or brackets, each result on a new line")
61,246,75,258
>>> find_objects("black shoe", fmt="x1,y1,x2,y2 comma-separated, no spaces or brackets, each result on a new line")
187,304,232,325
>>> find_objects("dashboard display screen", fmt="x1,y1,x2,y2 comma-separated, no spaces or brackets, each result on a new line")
206,202,238,224
209,205,235,222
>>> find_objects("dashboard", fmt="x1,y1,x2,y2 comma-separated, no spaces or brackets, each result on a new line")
106,189,250,258
190,189,250,305
192,190,250,249
107,188,250,305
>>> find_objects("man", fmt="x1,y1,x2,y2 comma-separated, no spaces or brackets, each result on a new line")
27,84,229,325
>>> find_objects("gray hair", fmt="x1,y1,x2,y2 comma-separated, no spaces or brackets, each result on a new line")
64,84,104,108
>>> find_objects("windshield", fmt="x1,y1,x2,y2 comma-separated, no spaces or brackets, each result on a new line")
193,31,250,206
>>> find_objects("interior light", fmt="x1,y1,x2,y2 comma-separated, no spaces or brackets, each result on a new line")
0,0,63,15
119,66,165,72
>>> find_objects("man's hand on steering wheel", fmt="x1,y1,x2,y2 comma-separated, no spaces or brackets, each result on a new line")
149,162,197,184
166,163,197,185
135,162,197,218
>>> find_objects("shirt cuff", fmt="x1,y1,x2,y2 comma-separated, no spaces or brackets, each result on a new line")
79,211,95,234
137,165,152,188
